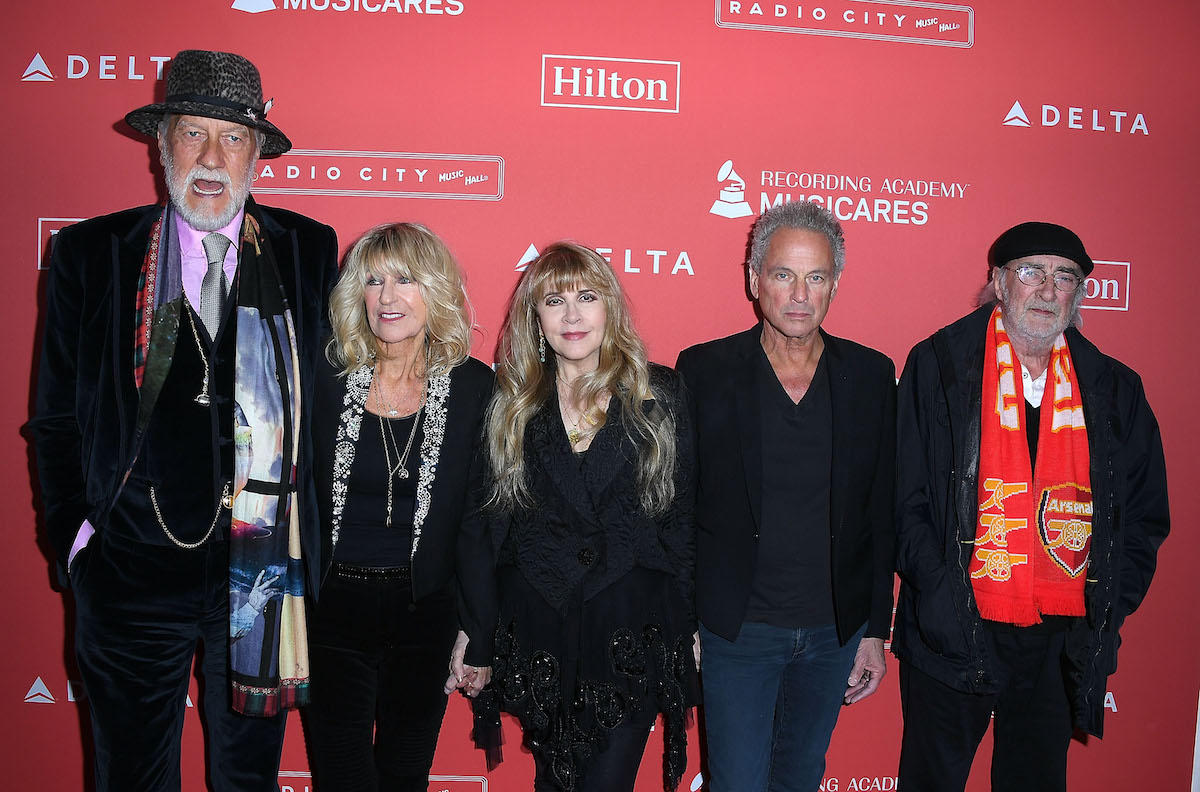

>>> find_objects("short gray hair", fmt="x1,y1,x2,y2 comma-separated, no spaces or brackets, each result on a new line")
748,200,846,277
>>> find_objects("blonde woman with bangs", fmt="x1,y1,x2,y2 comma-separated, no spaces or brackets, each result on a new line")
469,242,700,792
305,222,495,792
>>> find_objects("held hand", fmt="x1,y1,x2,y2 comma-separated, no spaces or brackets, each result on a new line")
843,636,886,705
461,665,493,698
443,630,470,695
692,630,701,671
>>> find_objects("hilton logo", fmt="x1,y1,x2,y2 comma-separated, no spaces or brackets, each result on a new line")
1080,261,1130,312
541,55,680,113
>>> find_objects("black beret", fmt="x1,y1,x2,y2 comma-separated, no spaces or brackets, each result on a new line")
988,221,1093,276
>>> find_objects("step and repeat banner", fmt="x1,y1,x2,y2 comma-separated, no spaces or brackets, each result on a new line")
4,1,1198,790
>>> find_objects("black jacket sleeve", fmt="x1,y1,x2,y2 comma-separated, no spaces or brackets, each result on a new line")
456,373,499,668
31,224,91,571
866,355,898,639
657,370,698,630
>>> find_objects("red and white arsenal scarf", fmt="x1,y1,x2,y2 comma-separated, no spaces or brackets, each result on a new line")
970,306,1092,626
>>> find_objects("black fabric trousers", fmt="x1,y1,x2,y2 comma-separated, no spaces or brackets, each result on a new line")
72,531,286,792
532,722,653,792
306,571,458,792
897,622,1073,792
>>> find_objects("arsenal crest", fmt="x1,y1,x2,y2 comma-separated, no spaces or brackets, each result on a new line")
1037,483,1093,578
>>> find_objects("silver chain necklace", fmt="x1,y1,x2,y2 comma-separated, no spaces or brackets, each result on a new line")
374,373,425,528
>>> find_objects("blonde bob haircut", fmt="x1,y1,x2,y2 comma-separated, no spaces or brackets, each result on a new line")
487,241,677,514
327,222,472,378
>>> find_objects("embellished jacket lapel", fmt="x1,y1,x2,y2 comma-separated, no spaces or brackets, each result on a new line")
327,364,452,564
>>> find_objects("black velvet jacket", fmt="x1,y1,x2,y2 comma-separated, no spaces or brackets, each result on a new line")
31,201,338,593
460,365,697,667
311,354,495,606
676,324,897,644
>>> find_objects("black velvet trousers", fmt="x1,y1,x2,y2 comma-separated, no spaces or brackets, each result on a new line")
306,572,458,792
72,532,286,792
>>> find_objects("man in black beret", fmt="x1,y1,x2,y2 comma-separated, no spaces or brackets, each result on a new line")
891,221,1169,790
30,50,338,790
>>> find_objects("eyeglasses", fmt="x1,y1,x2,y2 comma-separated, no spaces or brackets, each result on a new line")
1003,264,1083,293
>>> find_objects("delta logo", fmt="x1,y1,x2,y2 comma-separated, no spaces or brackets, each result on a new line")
21,52,172,82
231,0,464,15
23,676,88,703
541,55,681,114
515,243,694,276
1002,100,1148,135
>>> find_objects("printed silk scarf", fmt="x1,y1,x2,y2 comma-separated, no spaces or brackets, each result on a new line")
970,305,1092,626
133,200,309,715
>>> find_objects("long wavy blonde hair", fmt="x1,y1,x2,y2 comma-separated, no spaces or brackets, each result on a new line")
327,222,472,377
487,242,676,514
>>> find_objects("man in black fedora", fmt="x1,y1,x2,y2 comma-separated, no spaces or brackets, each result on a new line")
31,49,338,790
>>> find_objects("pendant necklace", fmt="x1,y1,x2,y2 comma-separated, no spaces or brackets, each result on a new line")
375,371,425,527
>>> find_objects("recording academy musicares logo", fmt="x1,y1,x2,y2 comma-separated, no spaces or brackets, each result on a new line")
514,243,695,276
252,150,503,201
231,0,465,14
716,0,974,48
541,55,681,114
1002,100,1148,135
21,52,172,82
278,771,486,791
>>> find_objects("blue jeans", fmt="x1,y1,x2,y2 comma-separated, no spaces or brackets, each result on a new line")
700,621,865,792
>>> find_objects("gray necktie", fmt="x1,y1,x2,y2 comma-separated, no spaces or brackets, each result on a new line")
200,233,231,340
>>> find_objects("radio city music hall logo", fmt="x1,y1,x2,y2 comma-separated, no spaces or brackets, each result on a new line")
541,55,681,113
715,0,974,47
1002,100,1148,135
252,150,503,201
21,52,172,82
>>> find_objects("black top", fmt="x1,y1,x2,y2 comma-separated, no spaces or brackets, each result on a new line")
746,348,834,627
336,410,420,566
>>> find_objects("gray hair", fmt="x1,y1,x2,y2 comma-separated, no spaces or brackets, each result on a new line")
748,200,846,277
975,270,1085,328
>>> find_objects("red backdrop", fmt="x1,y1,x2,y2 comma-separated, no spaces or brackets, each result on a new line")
4,1,1198,789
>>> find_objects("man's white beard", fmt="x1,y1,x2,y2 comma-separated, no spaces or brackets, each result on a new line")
162,150,255,232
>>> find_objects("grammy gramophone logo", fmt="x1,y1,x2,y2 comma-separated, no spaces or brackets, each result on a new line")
708,160,754,219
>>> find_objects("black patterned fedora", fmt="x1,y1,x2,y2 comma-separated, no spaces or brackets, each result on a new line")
125,49,291,156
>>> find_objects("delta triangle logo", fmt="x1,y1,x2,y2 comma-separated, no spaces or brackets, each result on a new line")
22,53,54,82
515,244,539,272
1003,100,1031,128
24,677,55,704
232,0,277,11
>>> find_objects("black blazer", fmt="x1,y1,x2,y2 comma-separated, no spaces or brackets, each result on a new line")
675,324,896,644
311,354,495,608
31,201,339,594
